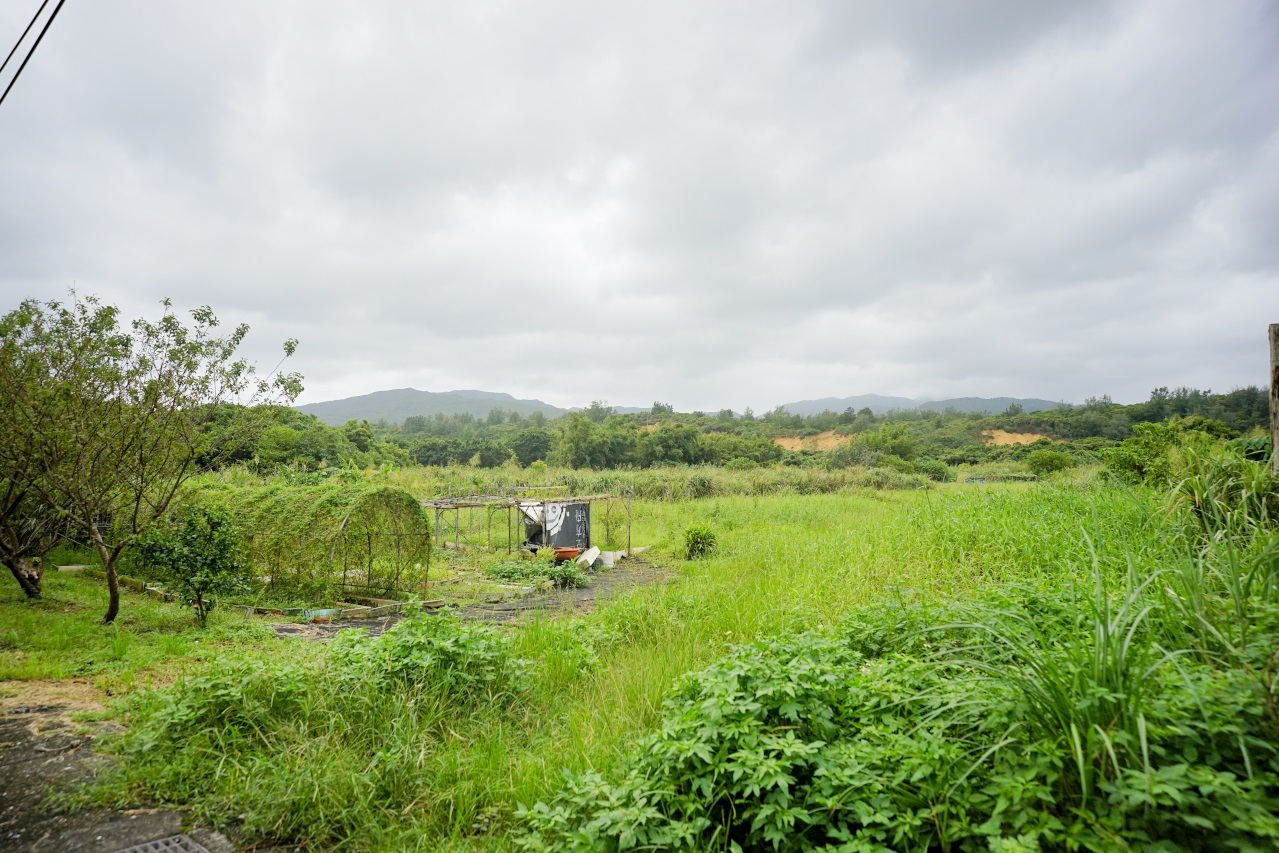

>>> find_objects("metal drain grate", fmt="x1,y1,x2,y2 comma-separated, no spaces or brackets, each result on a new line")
109,834,213,853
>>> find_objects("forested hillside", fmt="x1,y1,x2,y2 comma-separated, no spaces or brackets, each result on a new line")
209,385,1271,474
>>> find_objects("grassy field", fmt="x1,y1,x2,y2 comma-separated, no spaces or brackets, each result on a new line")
0,571,280,689
6,460,1278,851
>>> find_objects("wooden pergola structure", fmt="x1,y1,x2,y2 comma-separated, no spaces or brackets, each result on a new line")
421,490,631,571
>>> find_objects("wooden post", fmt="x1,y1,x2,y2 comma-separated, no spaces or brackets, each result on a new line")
1270,323,1279,475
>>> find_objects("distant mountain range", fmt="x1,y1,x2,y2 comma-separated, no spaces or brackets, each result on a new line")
295,388,1067,426
295,388,569,425
777,395,1065,416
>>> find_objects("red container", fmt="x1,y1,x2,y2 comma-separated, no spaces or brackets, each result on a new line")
552,547,581,560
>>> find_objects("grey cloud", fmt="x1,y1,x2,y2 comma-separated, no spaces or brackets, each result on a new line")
808,0,1117,75
1,0,1277,412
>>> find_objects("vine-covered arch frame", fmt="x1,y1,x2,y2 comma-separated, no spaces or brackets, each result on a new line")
182,482,432,598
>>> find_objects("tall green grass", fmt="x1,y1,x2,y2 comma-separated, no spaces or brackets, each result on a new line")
92,478,1279,849
518,462,1279,851
73,481,1196,851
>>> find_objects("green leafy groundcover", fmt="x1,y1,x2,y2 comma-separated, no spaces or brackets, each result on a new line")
107,609,526,846
517,586,1279,852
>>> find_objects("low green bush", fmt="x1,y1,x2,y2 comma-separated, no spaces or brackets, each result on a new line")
683,522,718,559
486,557,554,582
877,453,916,474
134,506,248,625
545,561,590,589
487,556,590,589
126,659,310,750
103,611,528,848
517,566,1279,852
330,609,524,696
913,458,953,482
1025,448,1077,476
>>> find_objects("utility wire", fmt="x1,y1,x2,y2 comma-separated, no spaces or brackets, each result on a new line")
0,0,67,109
0,0,49,78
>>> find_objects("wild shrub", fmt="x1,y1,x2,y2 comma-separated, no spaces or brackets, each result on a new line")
856,423,920,461
857,467,929,490
1172,445,1279,545
134,505,248,625
877,453,916,474
912,458,952,482
486,557,551,583
545,561,590,589
1100,419,1228,486
822,443,880,469
1101,422,1183,484
330,610,524,697
105,612,528,849
487,556,590,588
683,522,718,559
518,575,1279,852
1026,448,1076,477
126,658,310,750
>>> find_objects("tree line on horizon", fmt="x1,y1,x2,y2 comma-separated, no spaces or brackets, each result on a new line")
210,384,1270,473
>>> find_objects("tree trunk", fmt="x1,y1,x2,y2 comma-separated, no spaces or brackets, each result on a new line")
101,556,120,624
4,558,42,598
92,533,121,624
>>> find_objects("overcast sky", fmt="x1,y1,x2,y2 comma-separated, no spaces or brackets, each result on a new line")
2,0,1277,412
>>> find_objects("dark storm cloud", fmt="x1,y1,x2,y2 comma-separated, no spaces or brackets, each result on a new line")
1,0,1276,412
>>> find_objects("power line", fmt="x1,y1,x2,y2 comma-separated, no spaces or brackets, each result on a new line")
0,0,49,78
0,0,67,109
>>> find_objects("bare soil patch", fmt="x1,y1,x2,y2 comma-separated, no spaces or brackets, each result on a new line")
981,429,1064,446
772,431,850,452
0,680,106,722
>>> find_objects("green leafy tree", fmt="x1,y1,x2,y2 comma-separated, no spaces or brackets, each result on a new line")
641,423,707,466
509,429,552,467
0,329,63,597
0,293,301,622
136,506,247,625
583,400,614,424
858,423,920,461
342,419,375,453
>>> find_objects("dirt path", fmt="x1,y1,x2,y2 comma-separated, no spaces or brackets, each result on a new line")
0,683,297,853
459,557,676,623
0,700,239,853
268,558,677,637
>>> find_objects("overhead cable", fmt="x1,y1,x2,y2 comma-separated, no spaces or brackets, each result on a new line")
0,0,68,109
0,0,50,78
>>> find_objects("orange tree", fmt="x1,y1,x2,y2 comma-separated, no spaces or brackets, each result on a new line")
0,292,301,622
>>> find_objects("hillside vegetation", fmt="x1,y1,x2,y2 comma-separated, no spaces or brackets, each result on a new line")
14,425,1269,851
214,385,1270,477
